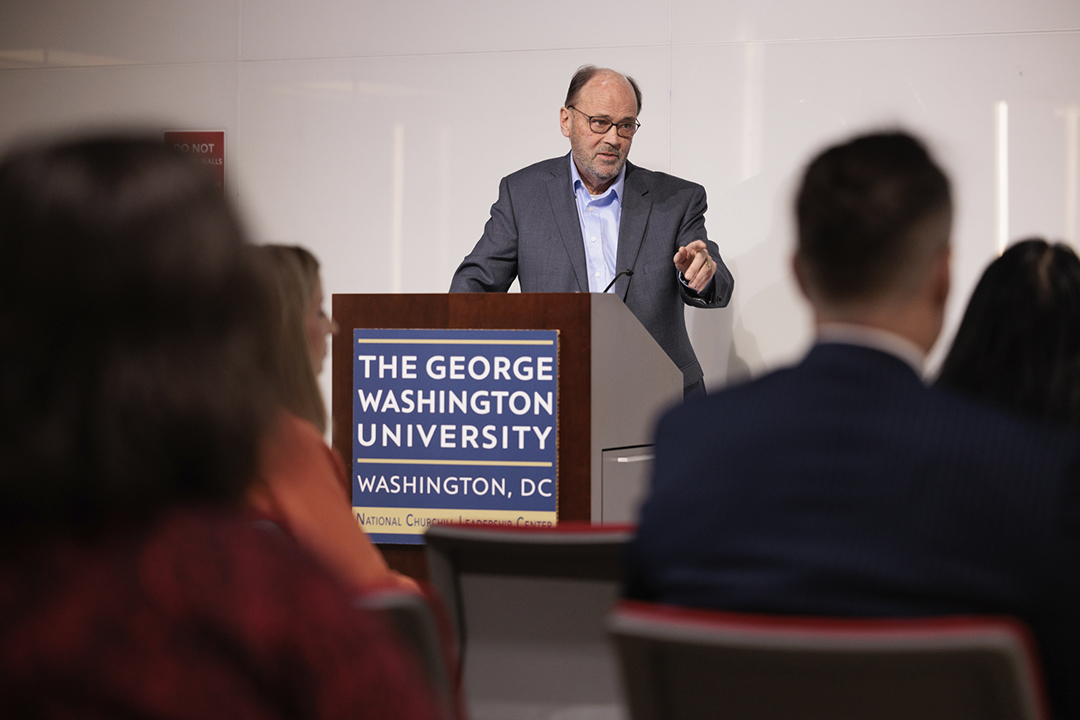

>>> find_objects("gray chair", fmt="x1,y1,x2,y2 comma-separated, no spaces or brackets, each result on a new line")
356,589,456,720
608,599,1049,720
425,522,634,720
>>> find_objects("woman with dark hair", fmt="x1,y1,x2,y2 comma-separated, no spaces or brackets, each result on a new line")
938,238,1080,426
0,135,440,719
252,243,417,593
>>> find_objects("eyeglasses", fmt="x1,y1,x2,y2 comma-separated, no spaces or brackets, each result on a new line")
566,106,641,139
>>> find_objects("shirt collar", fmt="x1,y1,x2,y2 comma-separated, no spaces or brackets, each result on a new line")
569,154,625,202
815,323,927,378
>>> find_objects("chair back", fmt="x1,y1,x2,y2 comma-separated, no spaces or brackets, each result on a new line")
425,522,634,720
609,599,1050,720
356,589,456,720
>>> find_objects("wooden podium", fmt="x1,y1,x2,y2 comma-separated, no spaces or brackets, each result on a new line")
331,293,682,578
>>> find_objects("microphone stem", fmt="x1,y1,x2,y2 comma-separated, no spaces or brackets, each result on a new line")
603,269,633,294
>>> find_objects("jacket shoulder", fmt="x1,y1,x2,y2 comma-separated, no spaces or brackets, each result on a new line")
657,362,794,431
503,155,568,185
625,163,703,193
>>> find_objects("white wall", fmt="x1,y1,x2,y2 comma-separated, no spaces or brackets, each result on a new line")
2,0,1079,392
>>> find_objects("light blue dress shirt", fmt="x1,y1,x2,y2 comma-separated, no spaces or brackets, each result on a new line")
570,158,625,293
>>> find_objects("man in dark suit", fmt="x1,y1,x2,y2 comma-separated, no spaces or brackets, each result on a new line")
449,65,734,397
627,131,1080,717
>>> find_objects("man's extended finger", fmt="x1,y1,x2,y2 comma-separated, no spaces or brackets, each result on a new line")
673,247,692,272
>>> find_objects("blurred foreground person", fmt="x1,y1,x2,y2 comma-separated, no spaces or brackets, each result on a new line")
939,238,1080,427
0,137,440,719
252,244,418,593
627,131,1080,718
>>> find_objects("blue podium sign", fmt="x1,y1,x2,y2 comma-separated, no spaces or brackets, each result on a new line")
352,328,559,543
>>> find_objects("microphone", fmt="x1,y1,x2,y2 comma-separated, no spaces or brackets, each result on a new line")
602,269,634,295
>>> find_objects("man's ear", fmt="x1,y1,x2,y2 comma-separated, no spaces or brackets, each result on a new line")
559,107,572,138
792,252,812,301
930,246,951,309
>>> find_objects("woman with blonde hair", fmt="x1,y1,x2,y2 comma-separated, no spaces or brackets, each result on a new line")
260,245,331,433
251,244,417,593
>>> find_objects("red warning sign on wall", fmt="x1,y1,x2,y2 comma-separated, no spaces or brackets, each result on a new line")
164,130,225,191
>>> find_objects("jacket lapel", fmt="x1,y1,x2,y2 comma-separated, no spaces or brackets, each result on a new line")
546,154,589,292
615,162,651,297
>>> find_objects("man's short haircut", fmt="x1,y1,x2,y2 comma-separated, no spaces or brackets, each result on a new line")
565,65,643,115
796,131,951,303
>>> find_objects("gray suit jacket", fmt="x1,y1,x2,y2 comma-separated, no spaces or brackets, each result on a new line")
449,154,734,389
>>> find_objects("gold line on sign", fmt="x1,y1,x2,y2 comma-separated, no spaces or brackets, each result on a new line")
356,338,553,345
355,458,552,467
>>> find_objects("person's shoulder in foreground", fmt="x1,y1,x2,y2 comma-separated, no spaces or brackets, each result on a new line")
253,410,421,594
0,508,441,720
0,134,442,719
629,361,1080,601
624,129,1080,718
628,334,1080,718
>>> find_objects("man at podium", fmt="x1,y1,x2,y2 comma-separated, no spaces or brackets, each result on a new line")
449,65,734,397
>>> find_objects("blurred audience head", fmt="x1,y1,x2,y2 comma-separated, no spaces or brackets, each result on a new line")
794,131,953,348
255,244,330,434
939,238,1080,426
0,135,275,540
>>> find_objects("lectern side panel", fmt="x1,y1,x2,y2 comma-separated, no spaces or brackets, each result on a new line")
589,295,682,522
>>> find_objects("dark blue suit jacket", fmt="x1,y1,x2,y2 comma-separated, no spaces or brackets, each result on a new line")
628,342,1080,717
